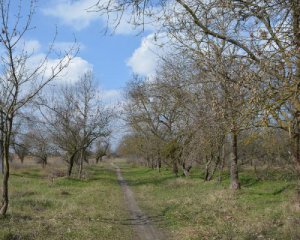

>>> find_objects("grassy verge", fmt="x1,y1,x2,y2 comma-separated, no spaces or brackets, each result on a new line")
0,162,133,240
121,163,300,240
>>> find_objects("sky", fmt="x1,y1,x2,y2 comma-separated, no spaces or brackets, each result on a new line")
2,0,168,148
18,0,163,103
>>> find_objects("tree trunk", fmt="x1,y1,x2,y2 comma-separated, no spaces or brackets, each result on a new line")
182,162,192,177
0,150,9,216
0,116,13,217
207,156,220,181
42,157,47,168
292,0,300,204
204,156,212,181
183,168,190,177
0,112,3,175
291,131,300,172
252,159,260,180
0,148,3,175
0,163,9,216
151,157,154,169
230,132,240,190
173,160,178,177
84,154,89,164
157,157,161,172
218,144,226,183
79,150,84,179
67,153,75,177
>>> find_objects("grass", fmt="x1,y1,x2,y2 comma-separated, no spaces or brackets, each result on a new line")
1,158,300,240
0,160,133,240
121,163,300,240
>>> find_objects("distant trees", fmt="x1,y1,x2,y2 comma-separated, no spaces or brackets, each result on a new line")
95,138,111,163
0,0,77,216
124,72,187,174
167,0,300,182
120,48,295,189
28,127,53,168
97,0,300,198
117,134,146,162
44,85,83,176
12,127,53,168
40,71,113,177
12,133,30,164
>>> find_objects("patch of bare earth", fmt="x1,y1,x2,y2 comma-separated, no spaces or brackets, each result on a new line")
114,164,167,240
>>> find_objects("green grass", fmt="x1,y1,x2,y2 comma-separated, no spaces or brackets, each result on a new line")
1,160,300,240
121,164,300,240
0,163,133,240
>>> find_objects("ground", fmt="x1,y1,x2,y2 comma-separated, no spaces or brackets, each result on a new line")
113,163,166,240
0,159,133,240
0,158,300,239
121,163,300,240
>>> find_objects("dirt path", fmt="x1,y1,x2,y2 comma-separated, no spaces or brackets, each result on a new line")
113,164,167,240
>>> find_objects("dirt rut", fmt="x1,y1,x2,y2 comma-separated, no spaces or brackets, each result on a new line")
113,164,167,240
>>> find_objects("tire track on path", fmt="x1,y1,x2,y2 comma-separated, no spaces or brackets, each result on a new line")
112,163,167,240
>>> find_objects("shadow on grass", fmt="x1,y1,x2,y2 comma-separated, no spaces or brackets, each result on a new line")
17,199,54,212
272,184,294,195
13,191,37,198
244,183,295,198
2,232,33,240
240,176,261,188
11,170,42,179
0,213,33,222
97,213,166,226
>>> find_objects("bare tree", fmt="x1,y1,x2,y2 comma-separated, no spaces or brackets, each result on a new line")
95,0,300,192
125,76,174,173
125,77,164,171
40,71,112,178
27,127,53,168
12,133,30,164
0,0,77,216
95,138,110,163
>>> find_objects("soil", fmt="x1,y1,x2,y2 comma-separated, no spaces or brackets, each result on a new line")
113,164,167,240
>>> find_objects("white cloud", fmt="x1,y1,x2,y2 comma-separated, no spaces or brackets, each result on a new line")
23,40,42,53
27,53,93,85
101,89,122,101
42,0,100,31
127,33,167,78
42,0,157,34
48,56,93,84
13,39,42,54
10,39,92,85
94,88,123,109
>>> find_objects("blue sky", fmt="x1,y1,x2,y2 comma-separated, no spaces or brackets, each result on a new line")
5,0,167,148
20,0,162,101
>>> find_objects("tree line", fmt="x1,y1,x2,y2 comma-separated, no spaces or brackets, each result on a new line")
99,0,300,198
1,0,299,218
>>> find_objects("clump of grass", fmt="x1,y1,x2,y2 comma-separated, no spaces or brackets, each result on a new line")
60,190,71,196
